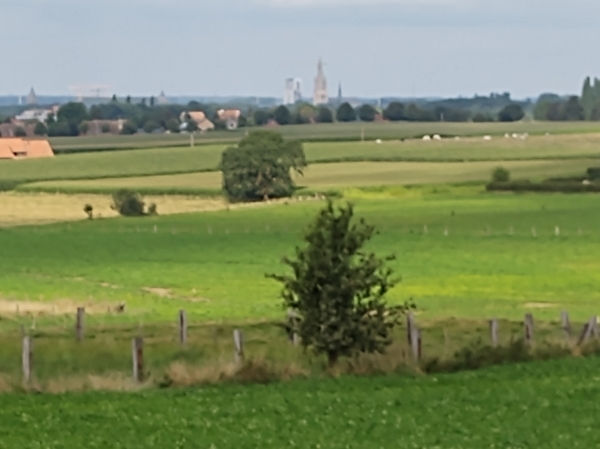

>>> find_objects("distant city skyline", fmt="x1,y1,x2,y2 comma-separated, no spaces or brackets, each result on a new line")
2,0,600,99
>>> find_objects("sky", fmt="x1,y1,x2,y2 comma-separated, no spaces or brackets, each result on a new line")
2,0,600,99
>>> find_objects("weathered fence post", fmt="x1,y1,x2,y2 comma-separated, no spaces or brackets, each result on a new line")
178,310,187,345
22,335,32,384
524,313,534,345
406,312,415,347
75,307,85,342
233,329,244,363
411,327,422,361
578,316,599,345
561,311,571,340
132,337,144,383
489,319,499,347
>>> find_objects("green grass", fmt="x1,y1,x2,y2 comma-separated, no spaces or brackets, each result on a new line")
47,121,600,152
0,356,598,448
2,189,600,325
22,159,598,195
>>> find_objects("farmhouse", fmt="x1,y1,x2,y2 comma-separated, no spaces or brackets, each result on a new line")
180,111,215,132
0,138,54,159
217,109,241,130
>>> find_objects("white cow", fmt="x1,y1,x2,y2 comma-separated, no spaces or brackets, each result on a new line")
422,135,432,141
483,135,492,141
433,134,442,140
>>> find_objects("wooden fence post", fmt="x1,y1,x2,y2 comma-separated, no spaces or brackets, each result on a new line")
524,313,534,345
22,335,32,384
132,337,144,383
561,311,571,340
410,327,422,361
578,316,598,345
233,329,244,363
75,307,85,342
178,310,187,345
489,319,499,347
406,312,415,348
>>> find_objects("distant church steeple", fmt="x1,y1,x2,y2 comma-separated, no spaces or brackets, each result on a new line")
313,59,329,106
338,83,343,105
26,87,38,106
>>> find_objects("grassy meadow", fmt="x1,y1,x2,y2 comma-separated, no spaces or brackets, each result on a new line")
47,120,600,152
24,159,598,195
2,189,600,327
1,357,599,448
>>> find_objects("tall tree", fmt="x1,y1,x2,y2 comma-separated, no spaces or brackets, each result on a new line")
268,201,411,367
562,96,585,121
274,105,291,125
383,102,405,121
358,104,377,122
498,103,525,122
316,107,333,123
253,110,270,126
336,102,356,122
581,77,594,119
221,131,306,202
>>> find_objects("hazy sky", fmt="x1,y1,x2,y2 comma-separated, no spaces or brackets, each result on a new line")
2,0,600,99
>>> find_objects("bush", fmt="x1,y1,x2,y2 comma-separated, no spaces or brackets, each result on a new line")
383,102,405,121
34,122,47,136
498,103,525,122
111,189,145,216
14,127,27,137
120,121,138,135
336,103,356,122
101,124,111,134
472,112,494,123
487,181,600,193
274,106,291,125
147,203,158,216
586,167,600,180
83,204,94,220
492,167,510,183
358,104,377,122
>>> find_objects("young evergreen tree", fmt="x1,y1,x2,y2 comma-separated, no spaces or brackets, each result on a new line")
581,77,594,119
268,201,412,367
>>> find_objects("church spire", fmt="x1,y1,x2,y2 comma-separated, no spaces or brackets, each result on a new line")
313,58,329,106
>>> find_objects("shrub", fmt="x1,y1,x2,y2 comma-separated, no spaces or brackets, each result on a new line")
492,166,510,183
111,189,145,216
34,122,47,136
487,181,600,193
586,167,600,180
472,112,494,123
120,121,138,135
147,203,158,216
101,124,111,134
83,204,94,220
14,127,27,137
498,103,525,122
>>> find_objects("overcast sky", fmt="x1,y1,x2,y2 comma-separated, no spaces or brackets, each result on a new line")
2,0,600,99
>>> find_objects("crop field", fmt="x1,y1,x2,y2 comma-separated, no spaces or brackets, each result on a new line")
23,159,597,195
0,357,598,448
3,133,600,188
1,189,600,327
47,120,600,152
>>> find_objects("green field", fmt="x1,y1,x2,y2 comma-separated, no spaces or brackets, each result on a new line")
3,133,600,188
2,189,600,326
47,121,600,152
0,357,598,448
24,159,597,195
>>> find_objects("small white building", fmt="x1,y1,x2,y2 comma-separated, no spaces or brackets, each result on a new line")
284,78,302,105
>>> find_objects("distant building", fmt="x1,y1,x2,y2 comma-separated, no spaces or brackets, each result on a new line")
180,111,215,133
157,91,169,105
217,109,242,130
284,78,302,105
15,106,58,123
26,87,38,106
313,59,329,106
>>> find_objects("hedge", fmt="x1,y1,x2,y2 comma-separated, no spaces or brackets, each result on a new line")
487,181,600,193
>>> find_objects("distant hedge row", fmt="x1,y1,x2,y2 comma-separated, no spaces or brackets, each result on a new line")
487,181,600,193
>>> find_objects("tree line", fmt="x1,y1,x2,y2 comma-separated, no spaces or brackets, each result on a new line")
534,77,600,121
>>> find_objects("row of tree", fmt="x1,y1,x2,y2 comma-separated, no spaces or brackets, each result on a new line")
259,101,525,126
534,77,600,121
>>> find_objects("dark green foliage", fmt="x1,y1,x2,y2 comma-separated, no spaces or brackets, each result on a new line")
120,121,138,135
238,115,248,128
404,104,436,122
487,181,600,193
383,102,405,121
111,189,145,216
144,120,161,134
358,104,377,122
147,203,158,216
221,131,306,202
472,112,494,122
316,107,333,123
57,102,88,126
166,119,180,134
47,121,71,137
562,96,585,121
586,167,600,180
78,122,89,136
100,124,111,134
14,127,26,137
253,110,270,126
423,339,570,374
34,122,47,136
0,180,20,191
83,204,93,220
491,166,510,183
336,102,356,122
274,106,291,125
498,103,525,122
268,201,409,366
